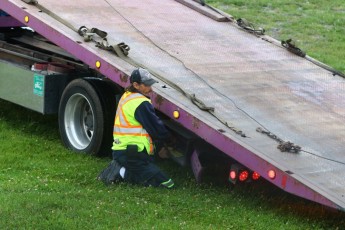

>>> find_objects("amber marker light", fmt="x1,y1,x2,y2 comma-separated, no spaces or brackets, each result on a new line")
24,16,29,23
173,110,180,119
95,61,101,69
268,169,276,179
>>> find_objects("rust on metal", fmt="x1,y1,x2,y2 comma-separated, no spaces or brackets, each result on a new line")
154,94,164,107
192,116,201,129
119,73,128,83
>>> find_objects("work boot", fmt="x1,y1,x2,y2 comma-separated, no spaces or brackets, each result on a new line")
97,160,122,185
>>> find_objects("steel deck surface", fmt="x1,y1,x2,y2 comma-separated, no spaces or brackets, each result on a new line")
2,0,345,209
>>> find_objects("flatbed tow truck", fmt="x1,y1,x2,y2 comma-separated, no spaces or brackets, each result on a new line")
1,0,345,211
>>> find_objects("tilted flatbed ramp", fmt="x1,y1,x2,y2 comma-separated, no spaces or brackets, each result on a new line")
1,0,345,210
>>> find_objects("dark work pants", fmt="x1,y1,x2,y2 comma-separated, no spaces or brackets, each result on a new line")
112,147,173,188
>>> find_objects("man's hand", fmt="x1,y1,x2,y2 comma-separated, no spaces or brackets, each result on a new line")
158,147,170,159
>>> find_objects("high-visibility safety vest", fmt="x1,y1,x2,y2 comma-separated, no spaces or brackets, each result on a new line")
112,91,154,155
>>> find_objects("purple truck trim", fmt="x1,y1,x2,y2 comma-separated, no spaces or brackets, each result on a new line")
0,14,23,27
153,94,340,210
0,1,341,210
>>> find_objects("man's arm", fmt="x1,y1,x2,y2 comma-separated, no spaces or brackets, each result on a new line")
134,101,170,141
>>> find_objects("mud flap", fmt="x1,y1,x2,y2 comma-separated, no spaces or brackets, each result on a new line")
191,150,204,183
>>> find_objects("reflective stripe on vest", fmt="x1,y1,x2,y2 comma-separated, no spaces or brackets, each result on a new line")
112,92,154,154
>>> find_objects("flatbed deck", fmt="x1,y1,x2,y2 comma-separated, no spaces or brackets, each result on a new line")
1,0,345,210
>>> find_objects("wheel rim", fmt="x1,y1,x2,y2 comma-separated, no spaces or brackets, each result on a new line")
64,93,94,150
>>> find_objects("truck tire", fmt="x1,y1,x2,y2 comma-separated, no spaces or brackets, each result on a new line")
58,78,110,155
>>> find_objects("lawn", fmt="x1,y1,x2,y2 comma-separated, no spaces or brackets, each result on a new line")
1,100,345,229
1,0,345,229
0,100,345,230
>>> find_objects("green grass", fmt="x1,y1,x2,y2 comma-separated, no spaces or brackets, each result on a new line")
1,1,345,229
208,0,345,73
1,100,345,229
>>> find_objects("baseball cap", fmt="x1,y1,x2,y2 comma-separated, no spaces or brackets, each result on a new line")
130,68,158,86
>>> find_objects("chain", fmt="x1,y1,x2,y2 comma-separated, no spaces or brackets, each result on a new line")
256,127,301,153
281,39,306,58
236,18,265,36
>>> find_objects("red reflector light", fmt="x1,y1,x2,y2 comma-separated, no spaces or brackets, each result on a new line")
268,170,276,179
229,170,237,180
239,170,249,182
252,172,260,180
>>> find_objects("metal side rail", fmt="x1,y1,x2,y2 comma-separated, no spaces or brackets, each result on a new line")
1,0,345,210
